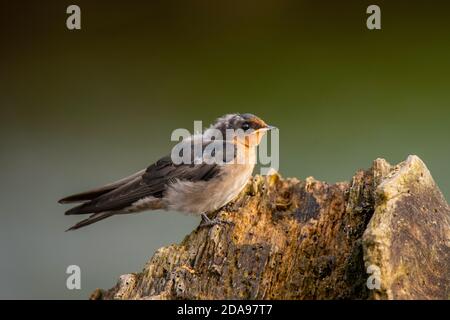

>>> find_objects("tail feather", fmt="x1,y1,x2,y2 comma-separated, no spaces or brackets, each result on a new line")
59,169,146,204
59,189,115,204
64,201,96,215
66,212,115,231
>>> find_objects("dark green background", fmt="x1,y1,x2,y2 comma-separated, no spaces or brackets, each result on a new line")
1,0,449,298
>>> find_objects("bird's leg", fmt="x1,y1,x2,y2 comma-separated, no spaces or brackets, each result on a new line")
200,213,233,228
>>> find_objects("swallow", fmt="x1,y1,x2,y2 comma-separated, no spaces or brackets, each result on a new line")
59,113,275,231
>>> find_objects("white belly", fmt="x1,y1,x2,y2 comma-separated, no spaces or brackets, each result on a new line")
164,163,254,214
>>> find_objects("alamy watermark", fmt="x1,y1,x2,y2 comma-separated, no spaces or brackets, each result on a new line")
66,5,81,30
66,265,81,290
66,5,381,32
170,121,279,175
366,5,381,30
366,264,381,290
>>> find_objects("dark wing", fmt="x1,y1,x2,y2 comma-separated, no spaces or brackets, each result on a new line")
62,140,235,216
63,157,222,231
140,156,221,197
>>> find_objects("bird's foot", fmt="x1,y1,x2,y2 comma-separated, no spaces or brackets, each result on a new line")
223,202,236,212
200,213,234,228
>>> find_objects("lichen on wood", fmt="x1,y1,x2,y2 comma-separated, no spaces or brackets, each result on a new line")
91,155,450,300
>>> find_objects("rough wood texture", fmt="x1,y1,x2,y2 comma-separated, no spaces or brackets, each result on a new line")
91,155,450,300
364,156,450,299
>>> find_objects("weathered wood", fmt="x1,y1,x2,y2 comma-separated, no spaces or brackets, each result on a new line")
364,156,450,299
91,155,450,300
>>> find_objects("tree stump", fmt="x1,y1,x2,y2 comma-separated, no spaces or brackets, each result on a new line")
91,155,450,300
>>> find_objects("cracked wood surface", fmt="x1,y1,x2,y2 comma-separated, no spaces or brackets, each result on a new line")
90,155,450,300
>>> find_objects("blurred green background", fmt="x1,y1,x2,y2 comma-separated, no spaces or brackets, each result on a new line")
0,0,449,299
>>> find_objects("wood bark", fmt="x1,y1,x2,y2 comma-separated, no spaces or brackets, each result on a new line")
90,155,450,300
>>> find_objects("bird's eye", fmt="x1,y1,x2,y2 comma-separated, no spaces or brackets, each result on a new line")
241,122,250,131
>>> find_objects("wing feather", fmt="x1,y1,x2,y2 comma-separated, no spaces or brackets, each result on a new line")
62,140,235,215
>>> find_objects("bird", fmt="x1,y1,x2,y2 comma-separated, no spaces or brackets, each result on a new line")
59,113,275,231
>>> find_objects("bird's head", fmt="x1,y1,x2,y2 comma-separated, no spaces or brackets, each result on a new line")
209,113,275,147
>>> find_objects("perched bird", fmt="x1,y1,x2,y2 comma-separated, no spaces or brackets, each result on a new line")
59,113,275,231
